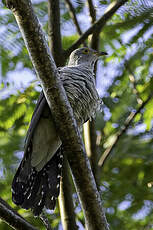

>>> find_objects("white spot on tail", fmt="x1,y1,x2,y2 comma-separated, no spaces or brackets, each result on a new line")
58,163,62,168
57,184,59,189
27,193,32,200
11,188,15,194
38,200,42,206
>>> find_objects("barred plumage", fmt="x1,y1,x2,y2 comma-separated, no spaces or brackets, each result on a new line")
12,47,107,215
59,65,101,125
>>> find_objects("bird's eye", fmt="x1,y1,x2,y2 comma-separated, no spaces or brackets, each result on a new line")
83,49,89,54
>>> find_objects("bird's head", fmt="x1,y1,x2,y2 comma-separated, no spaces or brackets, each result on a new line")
68,47,108,67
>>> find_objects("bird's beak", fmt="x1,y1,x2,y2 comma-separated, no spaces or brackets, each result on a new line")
99,51,108,56
94,51,108,56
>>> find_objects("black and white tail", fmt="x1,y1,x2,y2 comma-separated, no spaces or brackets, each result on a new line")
12,148,63,216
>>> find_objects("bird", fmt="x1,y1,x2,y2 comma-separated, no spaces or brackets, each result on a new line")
12,47,107,216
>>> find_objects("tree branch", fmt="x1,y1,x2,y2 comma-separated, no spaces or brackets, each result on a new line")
86,0,99,49
87,0,96,24
85,1,100,185
40,212,53,230
5,0,109,229
48,0,63,66
47,1,77,228
64,0,87,47
0,198,38,230
83,121,100,187
64,0,128,57
98,93,153,167
59,156,78,230
64,0,82,36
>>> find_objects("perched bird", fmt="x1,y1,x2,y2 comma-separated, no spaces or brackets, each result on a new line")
12,47,107,216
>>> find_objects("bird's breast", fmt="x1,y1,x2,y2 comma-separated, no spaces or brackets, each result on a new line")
59,67,101,125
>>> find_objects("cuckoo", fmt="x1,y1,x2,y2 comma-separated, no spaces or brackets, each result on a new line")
12,47,107,215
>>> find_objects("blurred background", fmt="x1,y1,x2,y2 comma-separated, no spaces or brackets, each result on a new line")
0,0,153,229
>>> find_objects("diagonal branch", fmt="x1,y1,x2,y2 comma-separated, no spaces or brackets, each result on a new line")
87,0,96,24
98,92,153,167
0,197,38,230
86,0,99,50
40,212,53,230
64,0,87,47
5,0,109,229
64,0,82,36
64,0,128,57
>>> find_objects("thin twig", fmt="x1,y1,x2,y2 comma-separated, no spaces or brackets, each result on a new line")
0,198,38,230
87,0,96,24
98,93,153,167
64,0,82,36
64,0,87,47
58,156,78,230
64,0,128,58
86,0,99,50
40,212,52,230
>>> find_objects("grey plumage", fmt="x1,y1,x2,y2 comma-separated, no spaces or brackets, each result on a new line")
60,66,101,125
12,47,107,215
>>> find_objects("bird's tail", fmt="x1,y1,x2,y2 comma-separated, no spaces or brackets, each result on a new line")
12,148,63,216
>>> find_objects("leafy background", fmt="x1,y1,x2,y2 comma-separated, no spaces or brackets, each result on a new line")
0,0,153,229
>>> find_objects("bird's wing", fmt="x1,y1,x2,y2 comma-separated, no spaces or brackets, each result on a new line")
24,91,61,171
24,91,46,151
12,91,62,215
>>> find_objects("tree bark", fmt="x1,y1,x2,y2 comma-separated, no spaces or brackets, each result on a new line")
65,0,128,57
64,0,82,36
84,120,100,187
0,198,38,230
48,0,64,67
59,157,78,230
85,0,100,187
47,1,77,229
64,0,87,47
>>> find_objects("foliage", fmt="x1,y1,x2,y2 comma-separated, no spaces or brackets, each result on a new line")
0,0,153,229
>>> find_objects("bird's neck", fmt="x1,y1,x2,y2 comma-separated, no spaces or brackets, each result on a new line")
68,61,95,72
